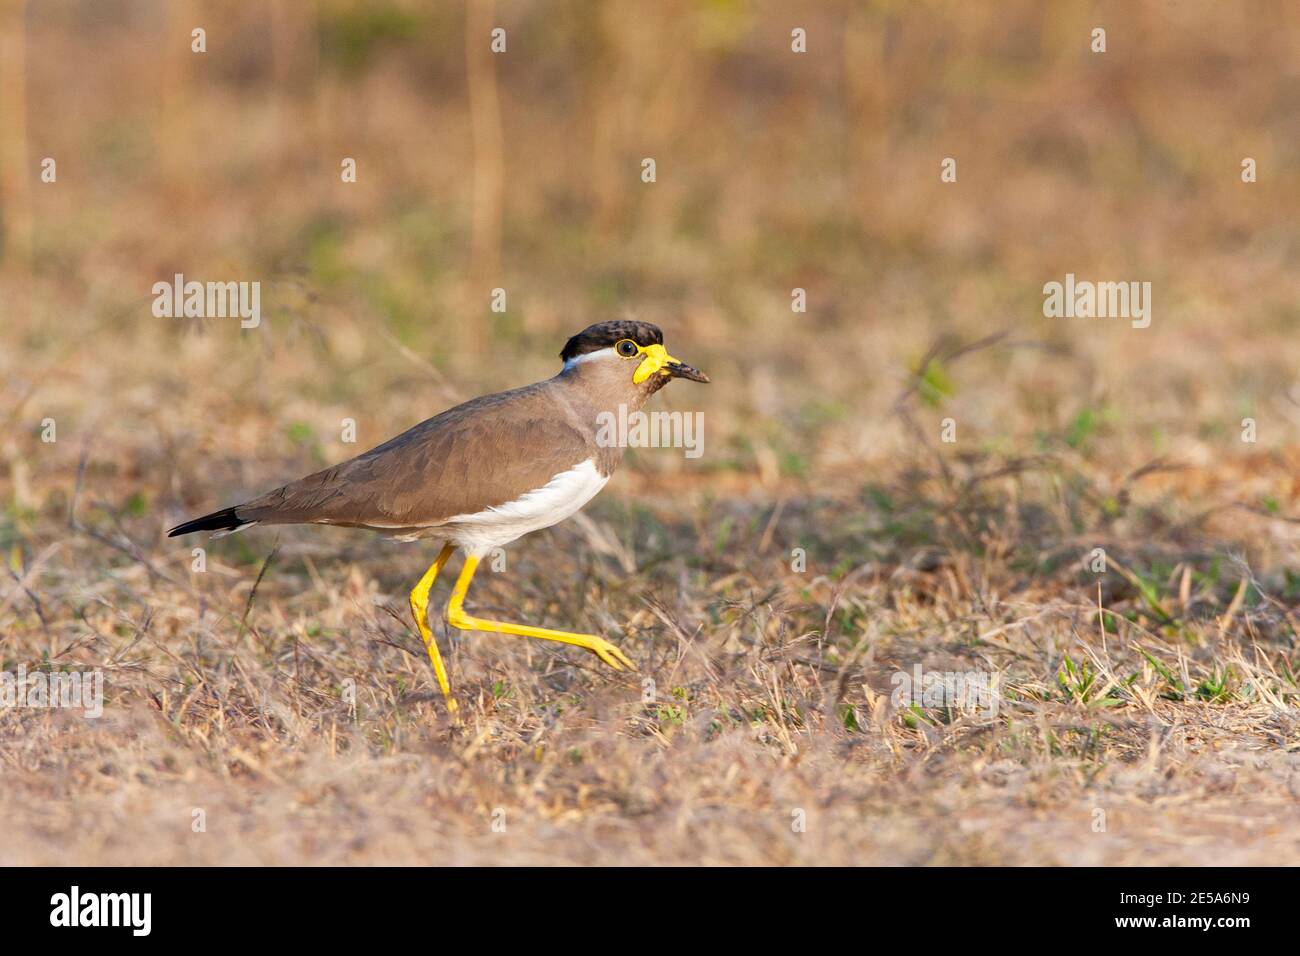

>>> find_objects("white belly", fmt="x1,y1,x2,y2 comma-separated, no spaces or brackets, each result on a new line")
438,458,608,555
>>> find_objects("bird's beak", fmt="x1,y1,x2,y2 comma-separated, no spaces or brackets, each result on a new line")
634,344,711,384
665,359,710,383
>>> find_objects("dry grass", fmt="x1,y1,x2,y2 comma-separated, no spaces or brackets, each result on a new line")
3,0,1300,865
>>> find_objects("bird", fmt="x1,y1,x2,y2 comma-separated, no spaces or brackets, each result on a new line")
168,320,709,714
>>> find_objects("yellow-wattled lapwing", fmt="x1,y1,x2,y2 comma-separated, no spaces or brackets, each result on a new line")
169,320,708,713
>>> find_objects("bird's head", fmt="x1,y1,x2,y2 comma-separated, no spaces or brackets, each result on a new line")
560,320,709,395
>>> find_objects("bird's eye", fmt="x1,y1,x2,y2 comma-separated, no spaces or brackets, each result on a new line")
616,339,639,358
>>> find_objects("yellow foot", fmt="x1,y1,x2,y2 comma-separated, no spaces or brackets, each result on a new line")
446,611,635,672
444,554,635,675
585,634,635,671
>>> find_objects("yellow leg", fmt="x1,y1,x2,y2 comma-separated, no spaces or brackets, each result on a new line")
409,542,458,713
446,554,634,670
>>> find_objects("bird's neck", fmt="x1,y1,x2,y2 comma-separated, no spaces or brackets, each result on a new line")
554,362,657,417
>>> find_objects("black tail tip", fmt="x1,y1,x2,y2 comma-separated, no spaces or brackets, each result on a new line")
168,507,244,537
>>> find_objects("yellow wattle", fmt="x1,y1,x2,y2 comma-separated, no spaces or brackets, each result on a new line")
633,343,678,384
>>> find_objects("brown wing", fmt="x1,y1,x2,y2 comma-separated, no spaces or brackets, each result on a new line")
233,381,597,531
